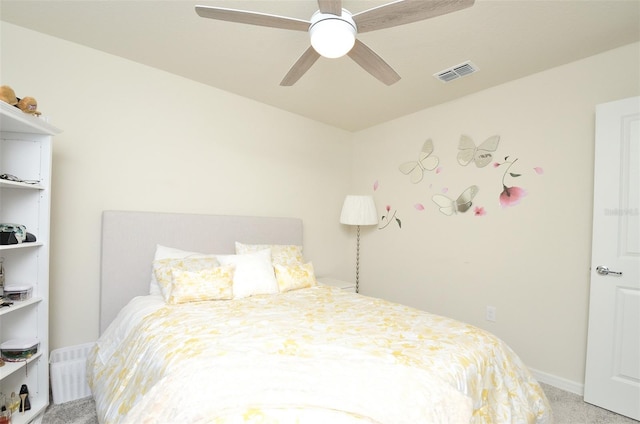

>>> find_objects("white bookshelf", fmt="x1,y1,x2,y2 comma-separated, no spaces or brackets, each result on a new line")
0,101,61,423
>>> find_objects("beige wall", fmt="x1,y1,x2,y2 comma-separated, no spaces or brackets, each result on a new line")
348,43,640,391
2,22,639,393
1,22,354,350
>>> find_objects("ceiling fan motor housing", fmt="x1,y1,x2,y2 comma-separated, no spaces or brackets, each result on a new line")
309,10,357,58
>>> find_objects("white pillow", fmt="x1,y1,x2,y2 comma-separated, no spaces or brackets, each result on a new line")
235,242,303,265
217,249,279,298
149,245,205,295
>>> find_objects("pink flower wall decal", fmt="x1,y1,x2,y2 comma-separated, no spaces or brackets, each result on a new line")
414,203,425,211
373,180,379,191
533,167,544,175
380,205,401,230
500,186,527,207
474,206,486,216
495,156,527,208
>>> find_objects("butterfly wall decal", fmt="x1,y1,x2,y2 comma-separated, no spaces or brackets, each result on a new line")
432,185,479,216
457,135,500,168
399,139,439,183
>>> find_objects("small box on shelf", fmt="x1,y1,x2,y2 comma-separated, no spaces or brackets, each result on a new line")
3,285,32,301
0,338,39,362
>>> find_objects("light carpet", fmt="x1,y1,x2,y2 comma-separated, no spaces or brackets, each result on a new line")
42,383,639,424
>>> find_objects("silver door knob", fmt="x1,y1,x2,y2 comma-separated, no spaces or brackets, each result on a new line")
596,265,623,276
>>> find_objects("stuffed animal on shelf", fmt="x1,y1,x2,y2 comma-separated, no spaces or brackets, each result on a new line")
0,86,17,106
0,85,42,116
17,96,41,116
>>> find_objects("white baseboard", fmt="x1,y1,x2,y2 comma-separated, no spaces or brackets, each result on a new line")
530,368,584,396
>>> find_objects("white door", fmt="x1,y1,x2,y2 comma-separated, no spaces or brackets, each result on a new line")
584,96,640,420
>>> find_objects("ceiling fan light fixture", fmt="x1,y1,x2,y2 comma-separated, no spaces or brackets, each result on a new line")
196,0,476,86
309,11,356,59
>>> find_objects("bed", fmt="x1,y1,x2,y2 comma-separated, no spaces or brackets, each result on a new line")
88,210,552,423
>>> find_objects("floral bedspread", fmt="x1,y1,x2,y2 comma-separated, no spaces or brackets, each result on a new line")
87,286,552,423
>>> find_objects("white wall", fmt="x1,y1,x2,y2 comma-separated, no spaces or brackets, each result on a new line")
348,42,640,392
2,21,639,392
1,23,354,350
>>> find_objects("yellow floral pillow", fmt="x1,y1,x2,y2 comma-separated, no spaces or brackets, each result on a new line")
235,242,303,265
153,256,220,301
273,262,317,292
167,265,235,304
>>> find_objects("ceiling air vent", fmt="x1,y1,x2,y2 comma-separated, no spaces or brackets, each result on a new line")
434,61,478,83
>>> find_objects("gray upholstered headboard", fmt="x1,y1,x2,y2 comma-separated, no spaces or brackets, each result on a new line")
100,210,303,334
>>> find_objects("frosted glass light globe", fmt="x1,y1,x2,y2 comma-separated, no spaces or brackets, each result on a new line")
309,12,356,59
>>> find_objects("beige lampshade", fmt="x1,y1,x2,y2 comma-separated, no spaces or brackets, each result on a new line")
340,195,378,226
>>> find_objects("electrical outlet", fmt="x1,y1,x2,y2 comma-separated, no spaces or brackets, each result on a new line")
486,306,497,322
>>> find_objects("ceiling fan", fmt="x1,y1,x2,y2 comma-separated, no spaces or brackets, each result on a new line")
195,0,475,86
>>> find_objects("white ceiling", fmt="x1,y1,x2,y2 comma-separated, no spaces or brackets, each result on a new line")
1,0,639,131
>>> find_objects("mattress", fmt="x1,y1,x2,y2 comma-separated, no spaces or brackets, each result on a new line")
87,285,552,423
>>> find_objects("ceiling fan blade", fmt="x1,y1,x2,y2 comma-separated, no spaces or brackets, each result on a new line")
195,5,309,32
347,39,400,86
280,47,321,86
353,0,475,33
317,0,342,16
